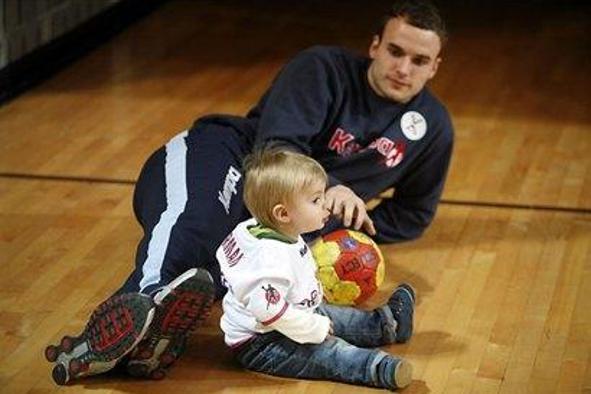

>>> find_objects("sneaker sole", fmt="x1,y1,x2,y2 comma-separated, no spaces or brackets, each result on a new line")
393,359,413,389
126,268,215,378
44,293,155,385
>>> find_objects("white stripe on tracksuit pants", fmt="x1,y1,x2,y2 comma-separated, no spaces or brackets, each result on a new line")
115,125,252,299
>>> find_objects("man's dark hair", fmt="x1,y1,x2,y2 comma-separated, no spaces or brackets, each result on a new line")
376,0,447,47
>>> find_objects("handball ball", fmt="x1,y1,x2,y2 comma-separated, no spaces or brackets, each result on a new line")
311,229,385,305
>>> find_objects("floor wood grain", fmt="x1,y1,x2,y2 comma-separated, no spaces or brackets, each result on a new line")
1,1,590,393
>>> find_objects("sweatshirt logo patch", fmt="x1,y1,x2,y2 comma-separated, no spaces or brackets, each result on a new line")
262,284,281,309
400,111,427,141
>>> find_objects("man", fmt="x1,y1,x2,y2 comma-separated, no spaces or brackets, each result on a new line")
45,0,452,385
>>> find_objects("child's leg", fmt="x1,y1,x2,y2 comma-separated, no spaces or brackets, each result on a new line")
316,303,397,347
317,283,416,347
235,332,412,390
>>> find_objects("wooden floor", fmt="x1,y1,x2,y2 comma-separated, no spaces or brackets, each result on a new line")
1,1,590,393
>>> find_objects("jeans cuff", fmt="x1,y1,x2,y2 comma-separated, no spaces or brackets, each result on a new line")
369,350,390,387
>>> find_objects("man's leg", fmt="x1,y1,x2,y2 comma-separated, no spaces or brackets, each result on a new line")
119,126,251,378
121,125,250,296
45,125,250,383
125,268,215,379
235,331,412,390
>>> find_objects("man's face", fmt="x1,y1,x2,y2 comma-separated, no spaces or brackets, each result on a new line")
367,17,442,103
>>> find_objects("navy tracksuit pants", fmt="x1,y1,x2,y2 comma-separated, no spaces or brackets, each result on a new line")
117,123,252,299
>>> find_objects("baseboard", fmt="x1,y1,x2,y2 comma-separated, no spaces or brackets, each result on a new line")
0,0,165,105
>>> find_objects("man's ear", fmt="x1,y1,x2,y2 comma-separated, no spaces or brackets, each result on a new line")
428,56,442,80
369,34,380,59
272,204,291,224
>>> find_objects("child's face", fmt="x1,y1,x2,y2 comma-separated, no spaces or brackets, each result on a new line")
286,180,330,236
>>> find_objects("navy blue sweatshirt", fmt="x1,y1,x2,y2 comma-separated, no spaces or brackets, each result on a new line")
197,46,454,243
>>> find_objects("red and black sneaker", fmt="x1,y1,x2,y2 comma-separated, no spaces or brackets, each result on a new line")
126,268,215,379
44,293,155,385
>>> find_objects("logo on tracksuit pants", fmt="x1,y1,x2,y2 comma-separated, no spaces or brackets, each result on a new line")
218,165,242,214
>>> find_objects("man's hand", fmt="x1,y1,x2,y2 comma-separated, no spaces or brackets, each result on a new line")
325,185,376,236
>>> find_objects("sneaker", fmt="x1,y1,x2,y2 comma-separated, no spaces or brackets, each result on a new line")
392,357,413,389
44,293,155,385
387,283,416,343
125,268,215,379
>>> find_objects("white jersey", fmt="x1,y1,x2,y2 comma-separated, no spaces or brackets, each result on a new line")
216,218,331,347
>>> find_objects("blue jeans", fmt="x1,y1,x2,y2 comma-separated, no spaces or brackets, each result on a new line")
234,303,404,391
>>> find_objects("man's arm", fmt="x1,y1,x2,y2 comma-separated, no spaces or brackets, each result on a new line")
251,47,372,230
251,46,338,154
370,120,453,243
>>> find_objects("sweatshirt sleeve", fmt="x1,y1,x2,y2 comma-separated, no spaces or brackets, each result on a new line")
251,47,337,155
267,303,331,344
244,277,331,344
370,110,454,243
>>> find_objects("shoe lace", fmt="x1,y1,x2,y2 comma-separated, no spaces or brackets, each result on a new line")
391,291,410,317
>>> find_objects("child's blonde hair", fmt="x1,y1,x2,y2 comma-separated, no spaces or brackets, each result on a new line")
243,148,327,229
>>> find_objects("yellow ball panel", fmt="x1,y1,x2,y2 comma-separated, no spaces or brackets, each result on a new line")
317,266,340,288
330,281,361,306
311,241,341,268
